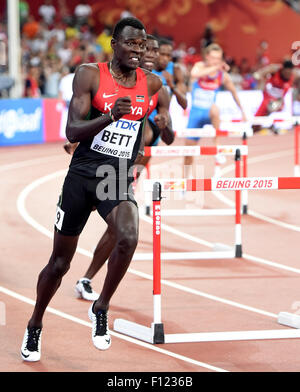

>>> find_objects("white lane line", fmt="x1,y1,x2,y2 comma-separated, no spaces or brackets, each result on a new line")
17,170,278,319
0,155,64,173
0,286,227,372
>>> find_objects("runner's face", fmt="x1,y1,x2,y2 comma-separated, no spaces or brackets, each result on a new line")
157,44,173,70
113,26,147,70
141,39,159,71
205,50,223,67
281,67,293,81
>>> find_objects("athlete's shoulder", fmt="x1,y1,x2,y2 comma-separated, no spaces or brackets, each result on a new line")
140,67,162,95
73,63,99,93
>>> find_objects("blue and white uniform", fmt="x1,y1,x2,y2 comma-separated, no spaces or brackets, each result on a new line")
187,70,223,140
149,62,174,145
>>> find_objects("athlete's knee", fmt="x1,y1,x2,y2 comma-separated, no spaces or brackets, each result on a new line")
48,255,71,278
116,227,138,254
210,104,220,119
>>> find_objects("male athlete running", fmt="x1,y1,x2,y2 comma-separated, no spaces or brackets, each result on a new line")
21,17,162,361
184,43,247,177
74,34,174,301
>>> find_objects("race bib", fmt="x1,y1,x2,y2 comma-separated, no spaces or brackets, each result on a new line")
91,118,140,159
55,205,65,231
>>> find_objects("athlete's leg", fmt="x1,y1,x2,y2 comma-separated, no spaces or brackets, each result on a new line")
28,232,79,328
82,226,116,280
93,201,139,312
183,137,198,178
210,103,221,145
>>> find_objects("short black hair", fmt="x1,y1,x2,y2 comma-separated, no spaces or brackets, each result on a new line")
112,17,146,39
147,34,158,41
158,37,173,48
283,60,294,69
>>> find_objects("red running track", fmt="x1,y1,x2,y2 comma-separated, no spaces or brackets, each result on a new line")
1,131,300,372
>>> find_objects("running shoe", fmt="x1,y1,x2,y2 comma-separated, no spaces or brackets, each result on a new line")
21,326,42,362
75,278,99,301
88,302,111,350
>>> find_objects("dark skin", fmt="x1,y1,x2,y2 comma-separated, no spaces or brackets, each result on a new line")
27,26,162,329
156,43,187,110
76,37,174,285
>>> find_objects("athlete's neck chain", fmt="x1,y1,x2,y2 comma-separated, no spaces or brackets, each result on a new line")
109,62,136,84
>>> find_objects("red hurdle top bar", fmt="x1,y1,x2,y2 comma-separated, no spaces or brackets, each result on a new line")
144,145,248,157
187,177,300,191
144,177,300,192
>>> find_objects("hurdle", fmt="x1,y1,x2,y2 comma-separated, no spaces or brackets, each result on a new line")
175,116,300,177
223,116,300,177
174,125,250,213
143,144,248,217
114,176,300,344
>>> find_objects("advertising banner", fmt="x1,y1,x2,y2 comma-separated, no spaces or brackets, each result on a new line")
0,99,43,146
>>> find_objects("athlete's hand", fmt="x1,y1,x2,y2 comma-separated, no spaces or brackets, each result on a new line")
154,113,168,130
241,112,248,122
111,96,132,120
220,62,230,72
162,71,175,90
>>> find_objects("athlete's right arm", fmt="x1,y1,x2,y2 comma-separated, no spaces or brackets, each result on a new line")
252,63,281,81
155,86,174,145
66,64,131,143
190,61,229,79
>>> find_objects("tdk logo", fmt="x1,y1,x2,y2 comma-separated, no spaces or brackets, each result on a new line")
115,119,138,132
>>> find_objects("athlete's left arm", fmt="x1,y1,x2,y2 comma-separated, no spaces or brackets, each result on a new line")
155,86,174,145
171,64,188,110
223,72,247,121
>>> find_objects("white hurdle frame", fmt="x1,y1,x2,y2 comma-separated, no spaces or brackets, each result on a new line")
143,144,248,217
114,176,300,344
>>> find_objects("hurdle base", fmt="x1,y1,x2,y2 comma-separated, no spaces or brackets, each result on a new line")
242,205,248,215
235,244,242,258
114,319,165,344
277,312,300,329
114,319,300,344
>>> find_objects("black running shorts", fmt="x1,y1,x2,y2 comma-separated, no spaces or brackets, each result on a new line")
54,171,138,236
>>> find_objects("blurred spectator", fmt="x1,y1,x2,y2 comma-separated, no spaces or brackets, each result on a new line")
74,1,92,26
200,24,215,50
24,65,41,97
230,65,243,90
256,40,270,69
57,40,73,65
19,1,30,28
58,0,73,26
121,7,134,19
96,25,113,61
183,46,202,67
0,22,7,42
28,24,49,54
241,72,257,90
48,21,66,45
58,65,76,104
22,15,40,40
38,0,56,26
44,58,62,97
173,42,187,62
237,57,257,90
65,24,80,40
239,57,251,75
0,74,14,97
